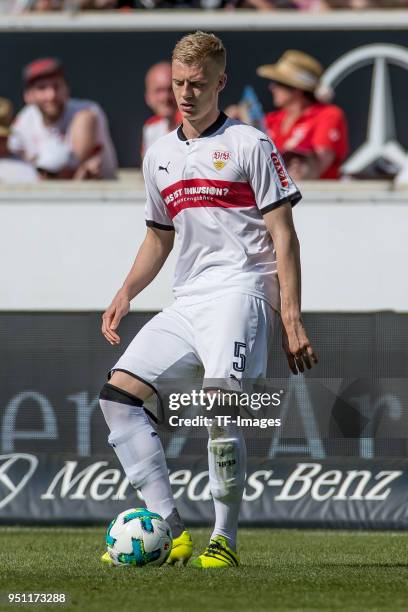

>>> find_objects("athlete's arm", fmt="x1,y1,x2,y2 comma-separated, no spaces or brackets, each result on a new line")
263,202,318,374
101,226,174,345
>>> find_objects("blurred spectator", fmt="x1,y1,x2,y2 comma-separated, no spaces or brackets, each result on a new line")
142,61,182,156
9,58,118,180
257,50,348,180
326,0,408,7
35,136,77,179
225,0,327,8
30,0,62,9
132,0,328,7
6,0,408,10
12,0,116,11
0,97,38,183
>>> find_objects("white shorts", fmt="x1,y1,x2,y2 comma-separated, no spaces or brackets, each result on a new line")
111,292,276,395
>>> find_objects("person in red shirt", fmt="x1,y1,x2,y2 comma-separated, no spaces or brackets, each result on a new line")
257,50,349,180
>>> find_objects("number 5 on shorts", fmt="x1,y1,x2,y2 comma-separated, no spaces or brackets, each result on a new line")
233,341,247,372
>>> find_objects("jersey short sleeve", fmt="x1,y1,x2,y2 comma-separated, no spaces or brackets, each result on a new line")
245,135,302,215
143,151,175,231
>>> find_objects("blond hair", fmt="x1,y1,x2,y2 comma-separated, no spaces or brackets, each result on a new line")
172,31,226,72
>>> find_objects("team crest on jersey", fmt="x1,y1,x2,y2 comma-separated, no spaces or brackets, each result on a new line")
212,150,231,171
270,152,289,188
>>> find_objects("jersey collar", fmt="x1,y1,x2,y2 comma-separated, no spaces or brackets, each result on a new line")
177,111,228,141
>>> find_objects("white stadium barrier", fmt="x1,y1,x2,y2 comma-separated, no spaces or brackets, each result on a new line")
1,176,407,312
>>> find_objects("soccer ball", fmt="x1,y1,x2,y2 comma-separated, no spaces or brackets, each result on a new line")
105,507,172,567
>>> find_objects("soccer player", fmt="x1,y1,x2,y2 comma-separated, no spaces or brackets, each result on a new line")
99,31,317,569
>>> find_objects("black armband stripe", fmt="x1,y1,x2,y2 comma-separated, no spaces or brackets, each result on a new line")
146,220,175,231
260,191,302,215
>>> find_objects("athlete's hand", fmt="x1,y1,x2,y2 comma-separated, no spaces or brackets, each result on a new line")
101,290,130,345
281,318,318,375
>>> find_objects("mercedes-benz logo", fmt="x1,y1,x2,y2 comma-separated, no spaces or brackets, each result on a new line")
321,43,408,174
0,454,38,509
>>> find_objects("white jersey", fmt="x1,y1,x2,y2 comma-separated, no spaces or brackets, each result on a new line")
9,98,118,179
143,112,301,312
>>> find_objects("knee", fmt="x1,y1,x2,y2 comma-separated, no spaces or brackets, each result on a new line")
99,382,144,408
109,371,153,402
99,382,146,432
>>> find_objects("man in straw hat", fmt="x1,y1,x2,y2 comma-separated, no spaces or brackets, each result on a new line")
257,50,348,180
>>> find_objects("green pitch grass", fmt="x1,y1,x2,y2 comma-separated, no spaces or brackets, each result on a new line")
1,528,407,612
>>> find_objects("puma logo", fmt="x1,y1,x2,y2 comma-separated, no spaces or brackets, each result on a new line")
159,162,170,173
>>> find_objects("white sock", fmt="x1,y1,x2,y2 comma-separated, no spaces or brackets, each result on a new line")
100,385,176,521
207,422,247,551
